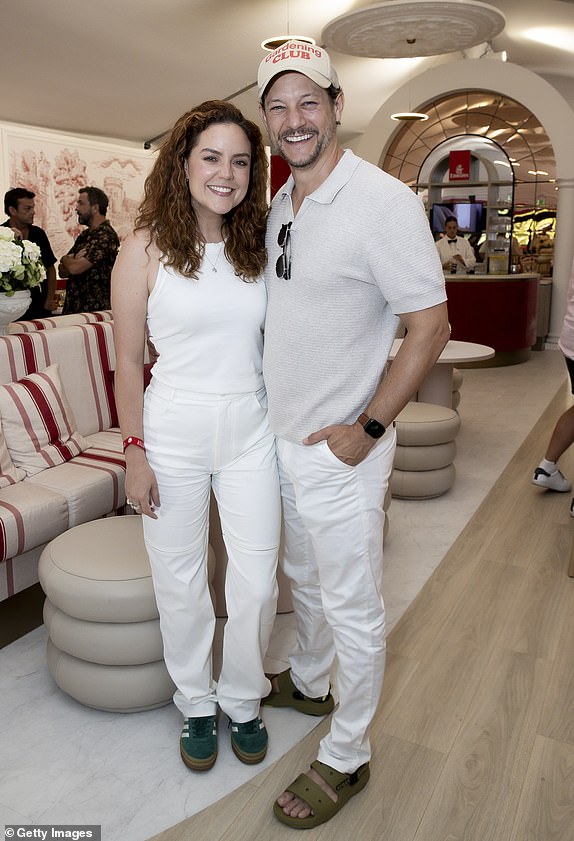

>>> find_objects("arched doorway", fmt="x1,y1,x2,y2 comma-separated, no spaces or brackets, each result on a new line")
382,92,556,269
356,59,574,343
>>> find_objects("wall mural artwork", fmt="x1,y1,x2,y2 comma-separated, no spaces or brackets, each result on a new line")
2,125,154,260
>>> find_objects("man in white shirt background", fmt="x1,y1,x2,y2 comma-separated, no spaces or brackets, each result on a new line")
436,215,477,273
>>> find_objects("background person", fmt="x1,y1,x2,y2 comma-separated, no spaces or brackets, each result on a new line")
59,186,119,313
111,100,280,773
257,41,449,829
2,187,57,318
532,256,574,506
436,215,476,272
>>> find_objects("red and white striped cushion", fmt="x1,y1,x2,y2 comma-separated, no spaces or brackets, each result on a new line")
0,363,89,476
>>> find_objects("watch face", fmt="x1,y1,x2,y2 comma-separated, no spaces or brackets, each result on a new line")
364,418,385,438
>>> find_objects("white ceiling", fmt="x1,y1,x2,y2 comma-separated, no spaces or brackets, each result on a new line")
3,0,574,150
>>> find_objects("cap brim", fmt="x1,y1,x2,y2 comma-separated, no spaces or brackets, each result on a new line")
258,68,334,101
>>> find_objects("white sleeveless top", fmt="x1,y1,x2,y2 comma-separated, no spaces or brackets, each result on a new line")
147,244,266,393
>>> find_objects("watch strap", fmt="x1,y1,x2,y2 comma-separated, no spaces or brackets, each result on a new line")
357,412,386,439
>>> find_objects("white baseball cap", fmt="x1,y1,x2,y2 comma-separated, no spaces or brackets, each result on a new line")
258,40,340,102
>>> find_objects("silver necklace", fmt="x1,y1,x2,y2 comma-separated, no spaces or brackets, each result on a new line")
203,242,224,273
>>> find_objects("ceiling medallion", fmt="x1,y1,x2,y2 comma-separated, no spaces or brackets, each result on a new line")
261,35,316,51
322,0,506,58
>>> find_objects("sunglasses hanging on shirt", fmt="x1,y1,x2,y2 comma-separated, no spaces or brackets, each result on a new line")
276,222,292,280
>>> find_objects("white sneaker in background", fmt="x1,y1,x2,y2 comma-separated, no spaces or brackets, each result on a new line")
531,466,572,492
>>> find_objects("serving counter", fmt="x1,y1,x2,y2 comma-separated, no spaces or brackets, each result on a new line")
445,272,541,366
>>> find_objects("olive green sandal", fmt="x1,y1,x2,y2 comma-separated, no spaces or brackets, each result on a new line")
261,669,335,716
273,760,370,829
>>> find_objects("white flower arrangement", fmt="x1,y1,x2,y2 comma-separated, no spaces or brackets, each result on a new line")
0,227,45,295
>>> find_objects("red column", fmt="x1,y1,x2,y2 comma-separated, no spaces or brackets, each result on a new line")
270,155,291,199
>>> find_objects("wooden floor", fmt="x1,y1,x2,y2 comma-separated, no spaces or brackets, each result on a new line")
149,382,574,841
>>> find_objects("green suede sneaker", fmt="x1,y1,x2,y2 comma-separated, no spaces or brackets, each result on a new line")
230,716,268,764
180,714,217,771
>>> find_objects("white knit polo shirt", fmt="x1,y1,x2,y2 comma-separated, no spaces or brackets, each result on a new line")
263,150,447,443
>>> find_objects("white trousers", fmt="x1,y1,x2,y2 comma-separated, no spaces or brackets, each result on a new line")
277,427,396,773
142,380,280,722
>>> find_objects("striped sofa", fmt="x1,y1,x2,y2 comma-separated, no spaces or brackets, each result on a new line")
8,310,113,334
0,321,126,602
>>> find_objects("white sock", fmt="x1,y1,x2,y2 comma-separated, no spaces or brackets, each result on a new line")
540,458,557,473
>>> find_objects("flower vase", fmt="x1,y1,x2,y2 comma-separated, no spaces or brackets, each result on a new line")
0,290,31,335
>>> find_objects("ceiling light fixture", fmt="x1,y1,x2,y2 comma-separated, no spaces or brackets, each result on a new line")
390,40,429,122
391,112,430,122
261,35,316,51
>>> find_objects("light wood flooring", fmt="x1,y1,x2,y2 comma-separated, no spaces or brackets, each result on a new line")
149,382,574,841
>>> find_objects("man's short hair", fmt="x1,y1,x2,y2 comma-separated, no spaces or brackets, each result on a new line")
4,188,35,215
444,215,458,226
80,186,110,216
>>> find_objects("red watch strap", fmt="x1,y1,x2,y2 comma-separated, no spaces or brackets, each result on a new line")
123,435,145,452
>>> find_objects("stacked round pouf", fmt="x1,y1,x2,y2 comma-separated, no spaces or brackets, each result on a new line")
451,368,463,410
39,516,179,713
391,402,461,499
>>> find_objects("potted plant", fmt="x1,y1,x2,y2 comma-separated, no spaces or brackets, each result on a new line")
0,227,45,333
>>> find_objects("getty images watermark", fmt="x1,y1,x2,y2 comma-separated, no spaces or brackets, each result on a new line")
5,828,101,841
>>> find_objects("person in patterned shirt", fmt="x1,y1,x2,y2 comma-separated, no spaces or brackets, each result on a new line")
59,186,119,313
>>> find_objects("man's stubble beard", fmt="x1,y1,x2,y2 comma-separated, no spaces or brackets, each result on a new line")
274,118,337,170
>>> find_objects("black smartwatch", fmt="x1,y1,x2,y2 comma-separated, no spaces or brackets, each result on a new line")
357,412,386,439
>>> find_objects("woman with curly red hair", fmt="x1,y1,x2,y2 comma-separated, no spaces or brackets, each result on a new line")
112,101,279,772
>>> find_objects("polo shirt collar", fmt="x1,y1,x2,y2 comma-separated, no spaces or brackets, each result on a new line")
277,149,360,207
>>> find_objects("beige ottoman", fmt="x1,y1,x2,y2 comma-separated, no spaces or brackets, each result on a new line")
452,368,463,411
38,516,180,713
391,402,461,499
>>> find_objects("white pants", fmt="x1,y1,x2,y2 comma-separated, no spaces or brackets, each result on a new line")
143,380,280,722
277,427,396,773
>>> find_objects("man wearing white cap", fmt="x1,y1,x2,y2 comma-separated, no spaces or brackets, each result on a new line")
258,41,449,829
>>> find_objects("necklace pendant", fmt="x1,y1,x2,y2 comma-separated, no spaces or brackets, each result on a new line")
204,241,224,274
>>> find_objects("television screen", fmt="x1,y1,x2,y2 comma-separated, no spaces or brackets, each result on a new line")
431,202,484,233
